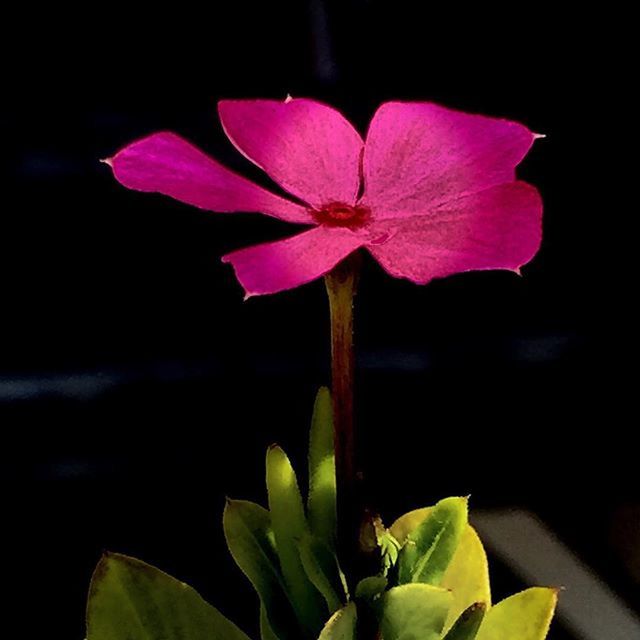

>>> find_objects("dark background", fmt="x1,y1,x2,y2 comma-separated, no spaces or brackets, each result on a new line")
1,2,632,639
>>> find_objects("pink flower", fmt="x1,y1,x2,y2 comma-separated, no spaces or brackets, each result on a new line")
107,98,543,298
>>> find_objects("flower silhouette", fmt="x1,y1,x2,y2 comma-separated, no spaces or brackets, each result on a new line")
107,98,542,297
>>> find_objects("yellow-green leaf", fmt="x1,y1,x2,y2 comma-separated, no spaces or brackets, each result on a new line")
380,583,453,640
266,445,326,635
298,533,347,614
87,552,251,640
476,587,557,640
391,505,491,629
396,497,468,586
318,603,357,640
223,499,297,640
308,387,337,549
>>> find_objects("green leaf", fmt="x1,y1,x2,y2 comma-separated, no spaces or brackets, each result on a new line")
355,575,388,602
308,387,337,549
318,603,357,640
298,533,347,614
86,552,251,640
476,588,557,640
266,445,326,635
391,505,490,630
396,497,468,586
260,606,280,640
443,602,486,640
223,499,298,640
380,583,453,640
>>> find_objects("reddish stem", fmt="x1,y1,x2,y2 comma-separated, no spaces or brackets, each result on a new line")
324,251,361,582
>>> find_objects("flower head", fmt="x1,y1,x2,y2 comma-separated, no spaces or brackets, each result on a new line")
107,99,542,297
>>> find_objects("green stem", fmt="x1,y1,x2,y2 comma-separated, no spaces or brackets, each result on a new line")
324,251,361,583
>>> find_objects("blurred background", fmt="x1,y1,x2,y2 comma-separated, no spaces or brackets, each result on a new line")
1,2,633,639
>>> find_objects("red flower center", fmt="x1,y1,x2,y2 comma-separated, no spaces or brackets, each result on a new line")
312,202,371,228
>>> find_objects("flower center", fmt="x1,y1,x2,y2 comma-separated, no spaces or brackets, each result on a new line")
312,202,371,228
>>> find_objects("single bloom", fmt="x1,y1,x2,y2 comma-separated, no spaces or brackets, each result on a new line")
106,98,543,297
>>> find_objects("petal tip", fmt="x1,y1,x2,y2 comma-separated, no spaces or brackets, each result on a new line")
284,93,294,103
533,132,547,140
100,156,114,167
221,253,259,300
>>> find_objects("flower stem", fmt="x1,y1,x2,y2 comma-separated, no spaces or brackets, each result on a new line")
324,251,361,583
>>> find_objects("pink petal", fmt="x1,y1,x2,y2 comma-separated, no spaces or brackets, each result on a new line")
108,132,312,224
366,182,542,284
222,226,365,297
218,98,363,209
362,101,537,218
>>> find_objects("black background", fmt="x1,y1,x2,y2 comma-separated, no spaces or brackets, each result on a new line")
1,2,631,639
